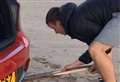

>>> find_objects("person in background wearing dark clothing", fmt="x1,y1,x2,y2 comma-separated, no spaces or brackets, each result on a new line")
46,0,120,82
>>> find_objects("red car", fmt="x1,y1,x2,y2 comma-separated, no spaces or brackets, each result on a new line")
0,0,30,82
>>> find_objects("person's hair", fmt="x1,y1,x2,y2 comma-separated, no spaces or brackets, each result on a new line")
46,7,60,25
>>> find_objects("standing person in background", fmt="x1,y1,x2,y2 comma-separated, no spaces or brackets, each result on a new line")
46,0,120,82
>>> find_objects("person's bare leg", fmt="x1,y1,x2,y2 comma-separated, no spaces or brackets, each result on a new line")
107,51,112,60
89,41,116,82
89,51,112,73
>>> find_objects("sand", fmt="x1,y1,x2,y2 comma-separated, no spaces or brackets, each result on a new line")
19,0,120,82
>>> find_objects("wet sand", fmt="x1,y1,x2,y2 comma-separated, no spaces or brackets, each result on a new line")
19,0,120,81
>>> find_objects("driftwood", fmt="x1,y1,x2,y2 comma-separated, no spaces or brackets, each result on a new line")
23,64,92,82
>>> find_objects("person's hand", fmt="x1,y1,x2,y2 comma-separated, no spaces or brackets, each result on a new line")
60,60,85,72
88,64,99,74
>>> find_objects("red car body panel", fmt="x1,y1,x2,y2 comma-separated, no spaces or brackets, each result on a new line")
0,31,30,79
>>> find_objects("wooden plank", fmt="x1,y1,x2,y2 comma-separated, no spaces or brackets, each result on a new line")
23,64,92,82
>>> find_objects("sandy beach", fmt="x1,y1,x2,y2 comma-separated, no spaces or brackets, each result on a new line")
19,0,120,82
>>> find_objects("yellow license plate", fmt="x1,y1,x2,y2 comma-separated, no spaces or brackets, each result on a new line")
0,72,16,82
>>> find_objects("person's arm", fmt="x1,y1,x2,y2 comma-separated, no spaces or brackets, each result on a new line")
61,50,92,72
78,50,92,64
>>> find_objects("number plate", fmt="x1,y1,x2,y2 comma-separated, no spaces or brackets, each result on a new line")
0,72,16,82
